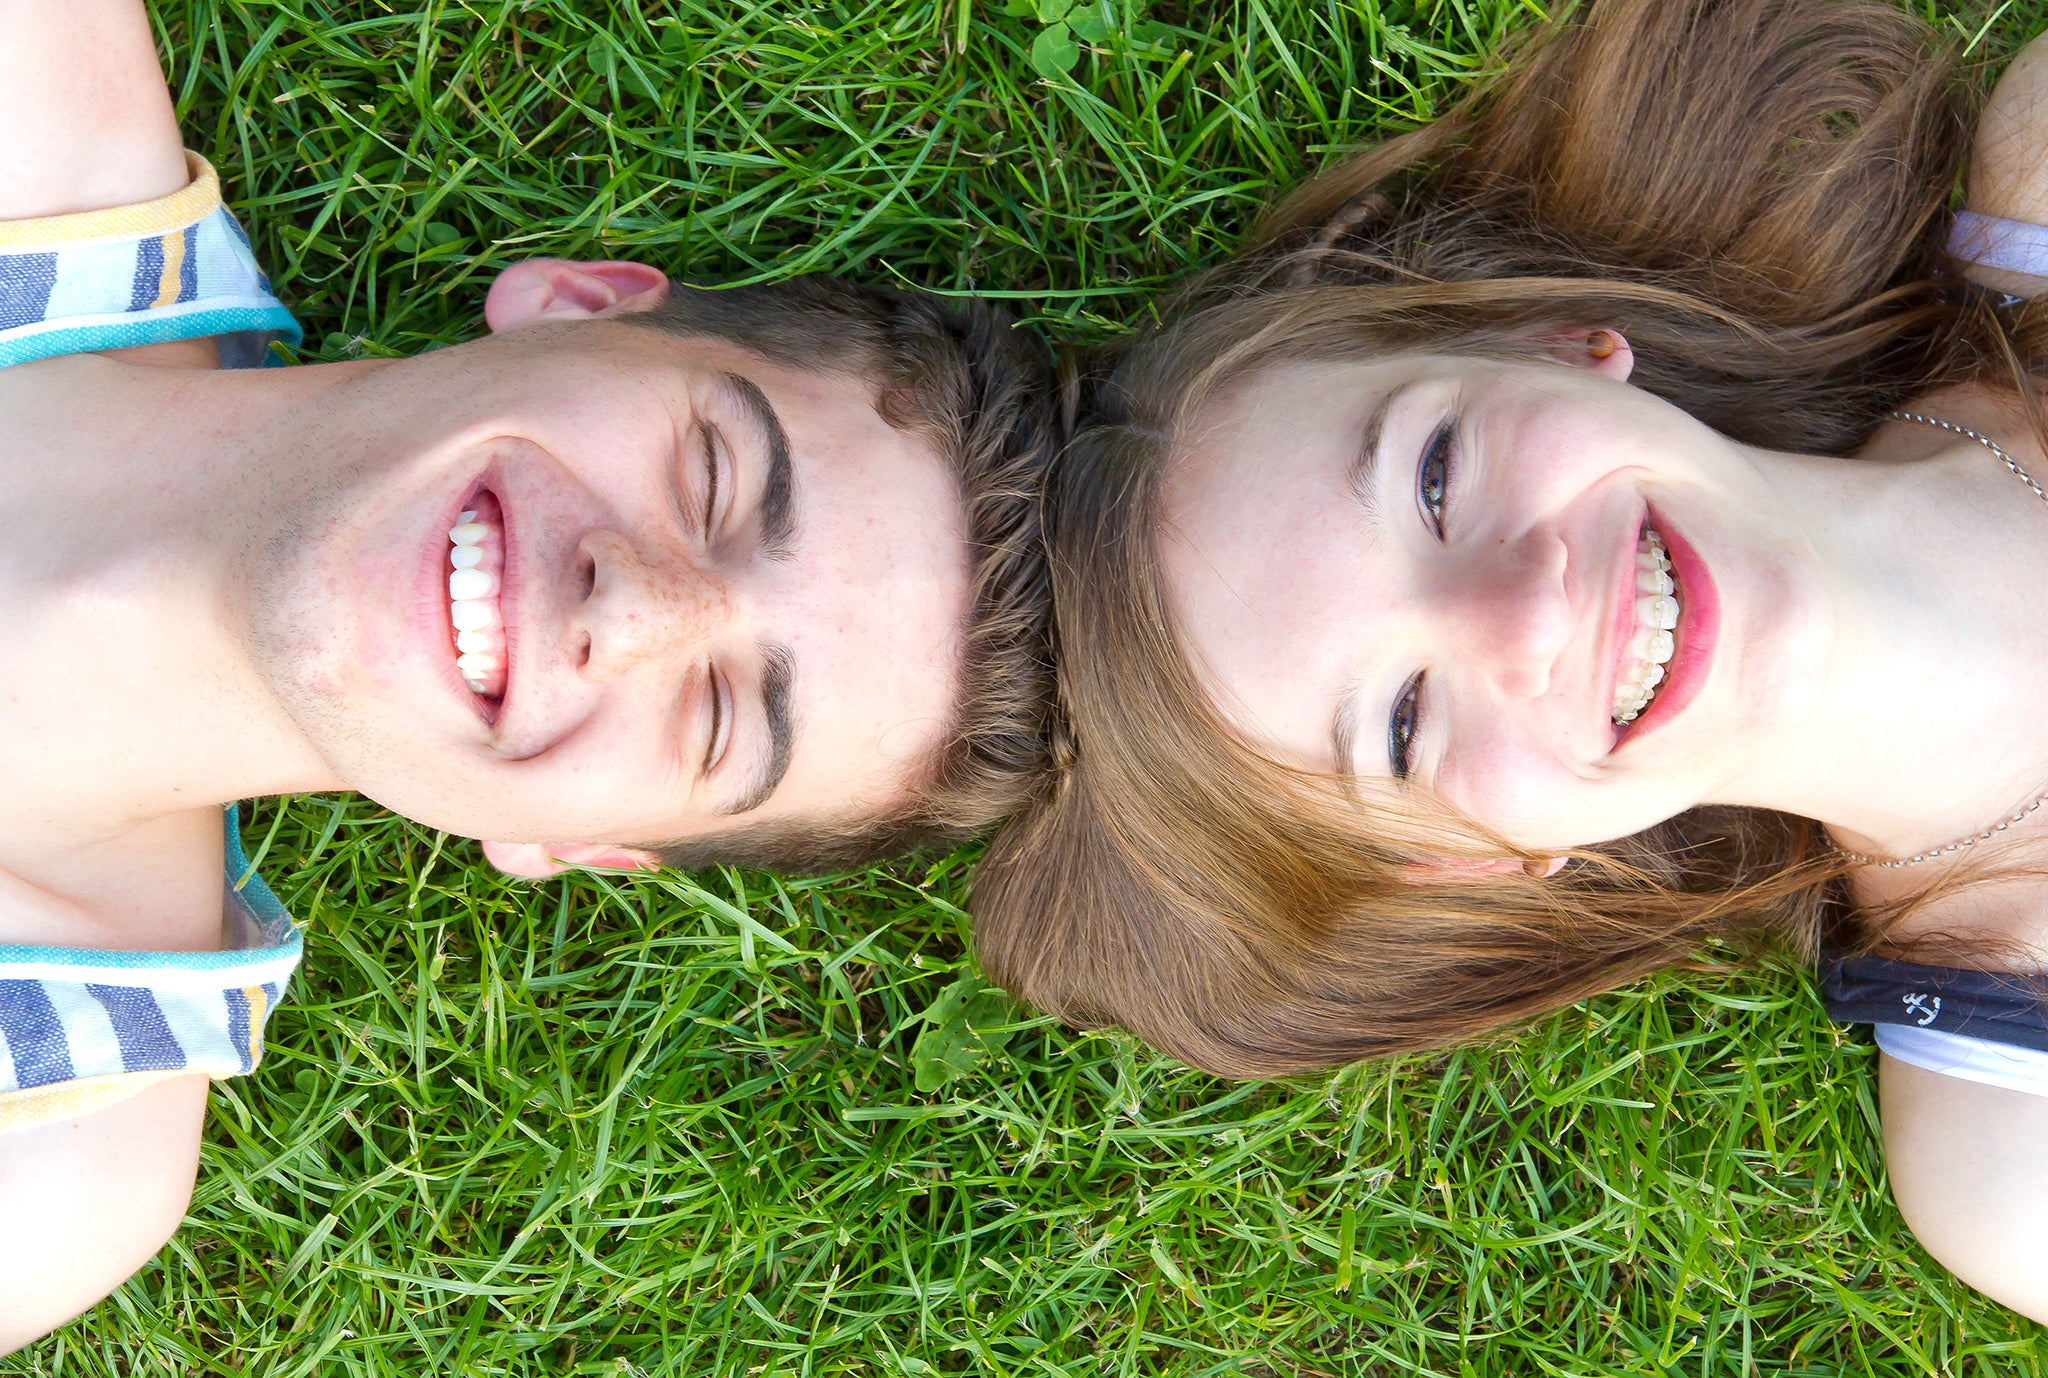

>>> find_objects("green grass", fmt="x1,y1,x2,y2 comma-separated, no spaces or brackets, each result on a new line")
12,0,2048,1372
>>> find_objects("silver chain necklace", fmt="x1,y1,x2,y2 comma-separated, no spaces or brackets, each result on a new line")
1827,410,2048,867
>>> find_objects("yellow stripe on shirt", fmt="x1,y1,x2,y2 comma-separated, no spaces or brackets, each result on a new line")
0,153,220,252
152,229,188,307
244,984,268,1066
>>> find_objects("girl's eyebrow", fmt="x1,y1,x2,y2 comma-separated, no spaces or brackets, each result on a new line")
1333,678,1370,784
1346,377,1419,527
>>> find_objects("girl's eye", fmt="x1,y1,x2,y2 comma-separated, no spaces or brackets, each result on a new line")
1389,671,1424,780
1419,419,1455,538
700,423,723,536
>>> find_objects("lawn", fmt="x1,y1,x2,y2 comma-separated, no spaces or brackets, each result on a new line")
11,0,2048,1373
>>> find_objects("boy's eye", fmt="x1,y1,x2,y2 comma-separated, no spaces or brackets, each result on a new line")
1419,419,1455,538
1389,671,1424,780
703,663,731,774
700,423,723,536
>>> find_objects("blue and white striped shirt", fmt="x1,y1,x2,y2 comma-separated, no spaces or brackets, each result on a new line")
0,159,304,1133
0,811,301,1132
0,151,299,369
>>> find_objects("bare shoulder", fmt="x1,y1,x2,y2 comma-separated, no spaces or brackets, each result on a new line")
0,1074,209,1355
1879,1053,2048,1323
1973,33,2048,226
0,0,188,222
1865,380,2048,489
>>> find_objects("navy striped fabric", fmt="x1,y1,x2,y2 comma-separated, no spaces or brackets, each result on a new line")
0,810,301,1123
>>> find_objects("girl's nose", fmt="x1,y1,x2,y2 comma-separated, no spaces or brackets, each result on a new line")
1442,528,1573,701
572,529,732,680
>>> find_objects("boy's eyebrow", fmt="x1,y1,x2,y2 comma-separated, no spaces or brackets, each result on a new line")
725,373,794,560
723,640,797,816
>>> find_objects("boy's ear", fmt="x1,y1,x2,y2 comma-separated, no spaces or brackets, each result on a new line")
481,840,665,878
484,259,670,333
1543,326,1634,382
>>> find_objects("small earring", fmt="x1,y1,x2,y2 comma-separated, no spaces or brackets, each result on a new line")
1586,330,1618,361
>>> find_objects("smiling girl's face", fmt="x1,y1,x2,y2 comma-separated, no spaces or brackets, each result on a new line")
1155,345,1841,852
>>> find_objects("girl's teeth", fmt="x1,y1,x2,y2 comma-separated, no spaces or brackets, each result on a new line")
1613,529,1681,724
455,629,496,655
451,545,484,570
450,521,489,547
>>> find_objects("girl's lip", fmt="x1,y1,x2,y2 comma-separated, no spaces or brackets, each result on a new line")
1616,506,1718,746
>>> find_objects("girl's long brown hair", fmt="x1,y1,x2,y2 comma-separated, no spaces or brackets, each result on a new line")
974,0,2048,1079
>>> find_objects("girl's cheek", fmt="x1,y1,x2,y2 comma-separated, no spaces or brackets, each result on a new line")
1441,739,1591,847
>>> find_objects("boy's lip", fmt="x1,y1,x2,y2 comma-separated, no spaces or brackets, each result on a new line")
426,468,521,728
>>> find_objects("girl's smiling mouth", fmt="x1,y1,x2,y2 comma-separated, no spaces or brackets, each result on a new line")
1613,508,1719,746
1611,524,1679,725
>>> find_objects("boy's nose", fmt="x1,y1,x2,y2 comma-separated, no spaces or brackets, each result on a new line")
573,530,732,680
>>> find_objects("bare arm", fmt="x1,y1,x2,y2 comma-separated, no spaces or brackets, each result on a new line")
1963,32,2048,298
0,0,188,221
1901,43,2048,1309
1879,1054,2048,1324
0,1075,209,1355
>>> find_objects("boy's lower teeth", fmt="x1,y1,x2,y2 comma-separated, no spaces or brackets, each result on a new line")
1613,529,1679,725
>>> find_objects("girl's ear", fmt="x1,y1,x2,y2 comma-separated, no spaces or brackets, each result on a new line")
1547,326,1635,382
1405,854,1570,882
484,259,670,333
480,840,664,878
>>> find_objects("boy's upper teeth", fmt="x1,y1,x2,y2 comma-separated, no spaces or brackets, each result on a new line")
448,501,507,698
1613,527,1679,725
449,567,496,601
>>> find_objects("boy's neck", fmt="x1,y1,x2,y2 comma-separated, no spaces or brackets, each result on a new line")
0,353,375,849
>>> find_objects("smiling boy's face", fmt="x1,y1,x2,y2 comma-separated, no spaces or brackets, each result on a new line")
240,316,970,866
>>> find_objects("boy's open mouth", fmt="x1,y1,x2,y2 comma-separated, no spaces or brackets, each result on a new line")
448,489,507,701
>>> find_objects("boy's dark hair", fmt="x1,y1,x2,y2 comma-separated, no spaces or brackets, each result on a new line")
631,275,1058,874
